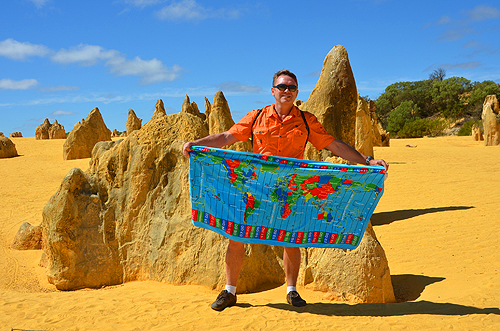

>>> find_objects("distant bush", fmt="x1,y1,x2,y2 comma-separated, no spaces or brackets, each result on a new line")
458,120,482,136
398,118,446,138
386,100,419,135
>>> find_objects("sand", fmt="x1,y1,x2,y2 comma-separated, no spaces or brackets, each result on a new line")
1,136,499,330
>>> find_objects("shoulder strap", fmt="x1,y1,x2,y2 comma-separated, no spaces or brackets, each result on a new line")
250,108,264,144
299,109,310,149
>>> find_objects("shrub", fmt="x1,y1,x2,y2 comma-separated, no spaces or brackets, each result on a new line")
458,120,482,136
386,100,419,134
398,118,446,138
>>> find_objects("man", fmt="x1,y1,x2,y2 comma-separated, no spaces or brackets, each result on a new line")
182,70,388,311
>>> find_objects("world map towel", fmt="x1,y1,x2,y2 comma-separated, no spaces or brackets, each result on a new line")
188,146,386,249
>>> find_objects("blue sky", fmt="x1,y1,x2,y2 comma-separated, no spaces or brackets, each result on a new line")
1,0,499,136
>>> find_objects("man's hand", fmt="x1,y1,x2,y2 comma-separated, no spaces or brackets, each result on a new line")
182,141,196,158
368,158,389,171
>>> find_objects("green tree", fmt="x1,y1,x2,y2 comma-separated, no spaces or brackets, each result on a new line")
386,100,419,135
431,77,472,117
466,80,500,115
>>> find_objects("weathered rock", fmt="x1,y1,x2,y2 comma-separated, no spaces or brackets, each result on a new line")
63,108,112,160
10,132,23,138
369,101,383,147
355,96,374,157
119,131,127,137
49,120,66,139
42,103,284,292
208,91,251,152
472,124,483,141
482,95,500,146
204,97,212,122
126,109,142,135
35,118,51,140
299,45,358,162
41,168,122,290
0,136,18,158
299,223,395,303
0,132,4,137
151,99,166,120
182,95,206,121
111,129,119,137
11,222,42,250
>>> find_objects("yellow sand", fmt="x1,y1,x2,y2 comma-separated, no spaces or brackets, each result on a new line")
1,136,499,330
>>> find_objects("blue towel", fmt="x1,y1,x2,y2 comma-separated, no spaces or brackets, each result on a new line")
189,146,385,249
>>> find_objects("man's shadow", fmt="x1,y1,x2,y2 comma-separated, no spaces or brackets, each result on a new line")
371,206,474,226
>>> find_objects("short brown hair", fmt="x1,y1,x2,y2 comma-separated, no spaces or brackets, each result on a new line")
273,70,298,87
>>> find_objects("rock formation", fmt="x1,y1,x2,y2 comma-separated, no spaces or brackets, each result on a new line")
126,109,142,136
42,103,284,291
299,45,358,162
111,129,119,137
10,132,23,138
36,119,66,139
11,222,42,250
482,95,500,146
299,223,395,303
36,118,51,140
0,132,4,137
182,95,206,121
355,96,374,157
0,136,18,158
472,124,483,141
207,91,251,152
49,120,66,139
63,108,111,160
369,101,383,147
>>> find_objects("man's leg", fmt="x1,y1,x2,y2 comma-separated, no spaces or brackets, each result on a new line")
211,240,245,311
283,247,307,307
226,240,245,286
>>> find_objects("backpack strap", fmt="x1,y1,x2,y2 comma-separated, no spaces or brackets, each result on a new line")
298,109,310,149
250,108,264,144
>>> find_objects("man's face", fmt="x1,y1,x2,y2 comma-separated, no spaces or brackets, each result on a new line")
271,75,299,106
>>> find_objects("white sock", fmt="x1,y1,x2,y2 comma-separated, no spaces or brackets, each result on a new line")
287,286,297,294
225,285,237,295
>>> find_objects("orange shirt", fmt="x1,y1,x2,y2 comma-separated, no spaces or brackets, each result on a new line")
229,104,335,159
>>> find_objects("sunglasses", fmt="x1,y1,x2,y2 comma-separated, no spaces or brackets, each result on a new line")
273,84,298,92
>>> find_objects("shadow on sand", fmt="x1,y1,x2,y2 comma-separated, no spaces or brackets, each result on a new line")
371,206,474,226
391,274,444,302
263,300,500,317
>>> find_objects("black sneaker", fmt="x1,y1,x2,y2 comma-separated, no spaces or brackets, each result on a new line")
211,290,237,311
286,291,307,307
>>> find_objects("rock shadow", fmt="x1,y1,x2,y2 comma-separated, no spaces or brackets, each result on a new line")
264,300,500,317
371,206,474,226
391,274,444,302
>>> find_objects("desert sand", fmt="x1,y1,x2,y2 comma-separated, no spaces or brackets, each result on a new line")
1,136,499,330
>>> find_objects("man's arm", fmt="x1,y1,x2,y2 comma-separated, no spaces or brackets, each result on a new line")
182,131,239,157
325,139,389,170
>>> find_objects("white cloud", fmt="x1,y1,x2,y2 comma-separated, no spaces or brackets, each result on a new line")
218,81,262,93
51,44,117,66
39,85,80,92
122,0,163,7
156,0,239,21
466,5,500,22
106,55,182,84
30,0,49,9
0,39,50,60
0,78,39,90
436,15,451,25
440,61,482,70
50,110,78,116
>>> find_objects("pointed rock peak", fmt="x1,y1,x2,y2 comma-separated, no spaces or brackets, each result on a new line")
208,90,235,134
128,108,138,117
43,118,51,125
53,120,59,125
152,99,166,120
182,94,205,120
204,97,211,118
